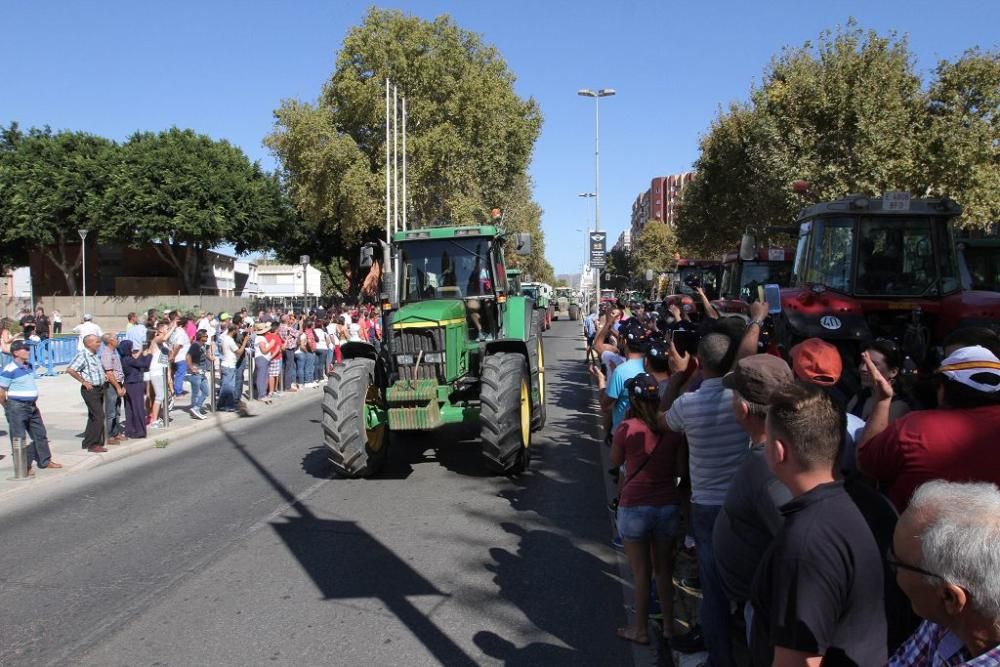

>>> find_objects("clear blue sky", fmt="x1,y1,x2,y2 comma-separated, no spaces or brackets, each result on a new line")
3,1,998,274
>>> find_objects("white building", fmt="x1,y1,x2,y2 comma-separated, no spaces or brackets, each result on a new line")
235,260,260,297
255,264,323,298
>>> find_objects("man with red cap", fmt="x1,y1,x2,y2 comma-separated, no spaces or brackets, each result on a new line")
858,345,1000,512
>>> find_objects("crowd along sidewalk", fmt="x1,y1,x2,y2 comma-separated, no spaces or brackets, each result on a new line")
0,371,322,499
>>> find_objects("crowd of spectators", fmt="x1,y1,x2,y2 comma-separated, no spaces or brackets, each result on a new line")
2,302,383,462
586,295,1000,666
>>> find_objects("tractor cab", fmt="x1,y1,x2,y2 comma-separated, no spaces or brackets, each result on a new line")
958,237,1000,293
713,247,794,315
670,259,722,300
774,193,1000,377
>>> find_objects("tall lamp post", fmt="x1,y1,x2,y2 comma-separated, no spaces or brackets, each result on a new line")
577,192,596,308
577,88,615,302
78,229,89,318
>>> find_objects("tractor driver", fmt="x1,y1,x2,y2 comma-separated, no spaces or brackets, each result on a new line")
464,257,497,341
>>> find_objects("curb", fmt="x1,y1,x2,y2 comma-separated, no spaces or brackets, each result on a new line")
0,387,323,500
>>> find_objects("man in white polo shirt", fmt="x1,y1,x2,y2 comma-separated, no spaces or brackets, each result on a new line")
660,332,748,666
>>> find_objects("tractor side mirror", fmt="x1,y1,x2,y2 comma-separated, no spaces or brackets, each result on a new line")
514,233,532,256
359,245,374,269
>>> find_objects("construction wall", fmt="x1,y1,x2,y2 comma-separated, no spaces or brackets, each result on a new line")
0,295,250,333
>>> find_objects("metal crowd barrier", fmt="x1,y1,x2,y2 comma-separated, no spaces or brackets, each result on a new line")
0,337,79,377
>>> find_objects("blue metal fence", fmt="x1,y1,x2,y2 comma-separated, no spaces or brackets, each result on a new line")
0,336,80,377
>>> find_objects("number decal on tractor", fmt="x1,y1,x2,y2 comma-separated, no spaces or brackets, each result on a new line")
820,315,842,330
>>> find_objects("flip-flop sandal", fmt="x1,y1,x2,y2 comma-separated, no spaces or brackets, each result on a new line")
616,627,649,645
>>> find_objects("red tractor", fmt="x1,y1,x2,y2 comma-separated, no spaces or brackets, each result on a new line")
712,246,795,316
772,193,1000,390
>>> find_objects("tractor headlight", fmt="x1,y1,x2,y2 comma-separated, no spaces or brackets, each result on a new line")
423,352,444,364
396,354,414,365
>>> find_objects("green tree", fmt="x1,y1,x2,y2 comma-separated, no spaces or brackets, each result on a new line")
266,8,544,278
676,22,929,253
0,123,114,294
633,221,678,279
104,128,288,293
923,48,1000,228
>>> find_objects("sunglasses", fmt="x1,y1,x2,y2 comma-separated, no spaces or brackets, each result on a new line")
885,546,942,580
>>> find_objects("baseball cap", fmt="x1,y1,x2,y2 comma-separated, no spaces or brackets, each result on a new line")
219,312,232,321
645,334,667,361
723,353,794,404
937,345,1000,393
790,338,842,387
621,319,648,348
83,313,93,321
10,340,30,353
624,373,660,402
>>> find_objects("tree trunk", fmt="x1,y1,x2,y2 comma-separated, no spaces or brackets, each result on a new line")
43,241,83,296
153,242,201,294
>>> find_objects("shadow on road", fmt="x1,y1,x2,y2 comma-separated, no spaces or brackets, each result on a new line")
221,427,479,666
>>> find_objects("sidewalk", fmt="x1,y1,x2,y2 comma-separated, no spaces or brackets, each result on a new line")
0,372,323,498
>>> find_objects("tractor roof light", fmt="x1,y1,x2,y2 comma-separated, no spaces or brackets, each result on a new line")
850,196,870,209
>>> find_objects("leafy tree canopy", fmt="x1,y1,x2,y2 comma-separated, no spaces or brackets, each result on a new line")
633,221,678,277
266,8,547,293
0,123,114,293
103,127,289,293
676,21,999,255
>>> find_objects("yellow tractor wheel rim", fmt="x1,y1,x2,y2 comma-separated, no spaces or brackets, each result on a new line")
536,338,545,406
365,385,386,452
519,378,530,448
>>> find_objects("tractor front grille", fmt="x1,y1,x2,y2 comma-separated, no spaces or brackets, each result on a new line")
392,326,445,383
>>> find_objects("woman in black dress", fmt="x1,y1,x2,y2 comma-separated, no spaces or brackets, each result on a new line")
120,339,153,439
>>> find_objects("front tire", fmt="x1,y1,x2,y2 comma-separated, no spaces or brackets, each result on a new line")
480,352,532,474
322,358,387,478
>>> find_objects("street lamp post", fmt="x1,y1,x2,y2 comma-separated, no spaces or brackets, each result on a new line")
577,88,615,302
577,192,596,308
78,229,89,318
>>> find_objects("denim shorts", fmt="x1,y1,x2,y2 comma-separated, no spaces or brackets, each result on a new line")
617,504,680,542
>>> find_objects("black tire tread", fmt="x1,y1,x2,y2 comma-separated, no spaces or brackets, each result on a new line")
321,358,385,478
480,352,530,474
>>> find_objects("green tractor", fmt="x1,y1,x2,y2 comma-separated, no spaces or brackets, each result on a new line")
322,224,546,478
553,287,581,321
520,281,553,330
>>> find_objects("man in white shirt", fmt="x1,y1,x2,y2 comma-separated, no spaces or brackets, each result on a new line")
217,323,248,411
72,314,103,351
168,313,191,398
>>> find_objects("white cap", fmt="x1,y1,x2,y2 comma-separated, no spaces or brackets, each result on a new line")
83,313,93,321
938,345,1000,393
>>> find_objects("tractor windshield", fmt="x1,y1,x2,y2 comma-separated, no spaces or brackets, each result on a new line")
399,238,496,302
722,261,793,300
855,217,960,296
795,217,854,292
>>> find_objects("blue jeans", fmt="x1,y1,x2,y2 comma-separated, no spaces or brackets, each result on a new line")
189,372,208,410
691,503,735,667
3,399,53,467
303,350,315,383
315,351,327,381
294,351,306,385
282,349,296,388
218,366,237,410
103,383,123,439
172,360,187,396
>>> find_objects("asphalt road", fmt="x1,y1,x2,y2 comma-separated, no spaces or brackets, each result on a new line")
0,320,631,667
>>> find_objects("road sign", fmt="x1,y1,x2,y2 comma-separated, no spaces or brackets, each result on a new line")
589,231,606,268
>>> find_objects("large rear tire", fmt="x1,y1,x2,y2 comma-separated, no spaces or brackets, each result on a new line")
530,315,546,431
480,352,532,475
322,358,387,478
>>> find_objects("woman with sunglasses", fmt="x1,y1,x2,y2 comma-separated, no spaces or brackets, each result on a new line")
610,372,683,647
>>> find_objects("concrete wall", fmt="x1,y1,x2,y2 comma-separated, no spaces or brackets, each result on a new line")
0,295,251,334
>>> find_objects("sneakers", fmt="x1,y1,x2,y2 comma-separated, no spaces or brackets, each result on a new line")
611,536,624,551
190,407,207,420
149,419,164,429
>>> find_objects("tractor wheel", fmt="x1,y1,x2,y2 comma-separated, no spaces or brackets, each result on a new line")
480,352,532,475
322,358,387,478
530,316,547,431
568,305,580,321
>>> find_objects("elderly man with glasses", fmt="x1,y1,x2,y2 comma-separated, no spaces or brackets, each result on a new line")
888,480,1000,665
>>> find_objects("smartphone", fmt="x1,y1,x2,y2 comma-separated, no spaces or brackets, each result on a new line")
764,284,782,314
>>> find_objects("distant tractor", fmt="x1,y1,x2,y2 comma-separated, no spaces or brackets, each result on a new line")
712,246,795,316
553,287,581,321
521,281,554,330
772,192,1000,391
322,223,546,478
